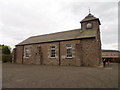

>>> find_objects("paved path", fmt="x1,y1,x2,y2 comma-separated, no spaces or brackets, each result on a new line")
2,63,118,88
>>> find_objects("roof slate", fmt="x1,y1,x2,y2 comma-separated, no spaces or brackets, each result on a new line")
80,13,101,25
17,29,97,46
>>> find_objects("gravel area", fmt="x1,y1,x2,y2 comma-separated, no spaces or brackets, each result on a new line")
2,63,118,88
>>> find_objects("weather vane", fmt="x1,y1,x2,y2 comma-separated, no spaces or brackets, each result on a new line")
88,7,91,14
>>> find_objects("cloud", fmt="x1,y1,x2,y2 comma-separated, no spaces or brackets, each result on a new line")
0,0,118,50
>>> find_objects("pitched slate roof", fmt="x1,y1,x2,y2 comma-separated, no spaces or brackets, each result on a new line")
80,13,101,25
17,29,97,46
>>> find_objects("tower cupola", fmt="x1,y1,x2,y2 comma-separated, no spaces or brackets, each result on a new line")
80,13,101,30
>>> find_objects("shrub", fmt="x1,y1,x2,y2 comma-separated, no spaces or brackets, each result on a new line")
1,46,11,54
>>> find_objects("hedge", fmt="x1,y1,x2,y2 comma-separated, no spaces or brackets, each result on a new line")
2,54,12,63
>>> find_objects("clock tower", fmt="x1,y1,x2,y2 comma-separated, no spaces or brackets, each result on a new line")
80,13,102,65
80,13,101,30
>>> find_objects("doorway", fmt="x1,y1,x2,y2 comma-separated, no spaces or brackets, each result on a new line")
36,46,43,65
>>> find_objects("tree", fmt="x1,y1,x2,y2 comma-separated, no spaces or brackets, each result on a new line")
1,45,11,54
0,45,12,62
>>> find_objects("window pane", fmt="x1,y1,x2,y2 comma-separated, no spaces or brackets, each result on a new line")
50,46,56,57
51,46,55,48
25,48,29,57
66,44,72,47
66,44,72,57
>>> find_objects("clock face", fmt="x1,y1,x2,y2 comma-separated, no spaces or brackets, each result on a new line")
86,23,92,29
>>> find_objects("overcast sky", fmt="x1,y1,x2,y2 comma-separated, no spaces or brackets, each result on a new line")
0,0,119,50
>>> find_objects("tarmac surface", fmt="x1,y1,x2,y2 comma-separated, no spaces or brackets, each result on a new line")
2,63,118,88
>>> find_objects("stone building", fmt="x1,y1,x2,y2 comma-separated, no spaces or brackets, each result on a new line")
102,50,120,63
13,13,102,66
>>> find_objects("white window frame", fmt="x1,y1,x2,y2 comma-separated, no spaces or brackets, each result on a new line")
66,44,72,58
24,48,30,58
50,46,56,58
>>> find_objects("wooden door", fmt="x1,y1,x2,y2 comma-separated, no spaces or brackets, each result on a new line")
36,46,43,65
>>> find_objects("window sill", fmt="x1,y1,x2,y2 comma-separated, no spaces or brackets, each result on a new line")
50,57,56,59
66,57,73,59
24,57,29,58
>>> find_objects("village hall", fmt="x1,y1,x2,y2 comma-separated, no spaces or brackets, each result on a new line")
12,13,102,66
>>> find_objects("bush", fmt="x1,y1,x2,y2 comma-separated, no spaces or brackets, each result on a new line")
2,54,12,63
1,46,11,54
0,45,12,63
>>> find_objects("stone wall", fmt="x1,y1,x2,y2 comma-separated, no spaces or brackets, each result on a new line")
15,46,23,64
15,38,101,66
60,40,80,66
80,38,101,66
81,20,100,30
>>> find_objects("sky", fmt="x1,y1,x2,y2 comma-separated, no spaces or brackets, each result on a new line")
0,0,119,50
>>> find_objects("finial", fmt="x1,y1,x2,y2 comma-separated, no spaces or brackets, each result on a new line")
88,7,91,14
